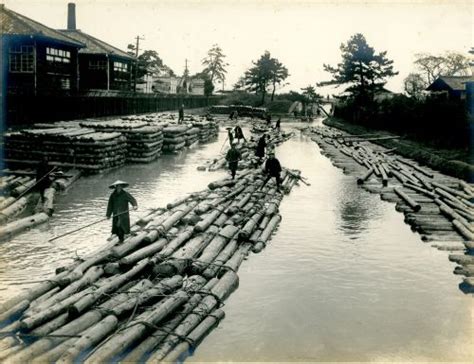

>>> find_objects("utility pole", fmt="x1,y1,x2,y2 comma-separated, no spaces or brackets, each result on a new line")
133,35,145,92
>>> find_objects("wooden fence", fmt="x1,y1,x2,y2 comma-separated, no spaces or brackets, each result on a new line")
4,94,220,127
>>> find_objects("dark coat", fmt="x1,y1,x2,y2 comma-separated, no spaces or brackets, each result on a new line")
234,126,244,139
106,190,137,234
226,147,241,163
255,136,266,158
265,157,282,177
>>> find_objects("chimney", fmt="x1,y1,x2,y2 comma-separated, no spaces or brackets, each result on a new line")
67,3,76,30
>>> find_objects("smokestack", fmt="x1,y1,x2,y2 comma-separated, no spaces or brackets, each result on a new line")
67,3,76,30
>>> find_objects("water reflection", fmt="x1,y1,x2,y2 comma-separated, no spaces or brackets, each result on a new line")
335,182,378,239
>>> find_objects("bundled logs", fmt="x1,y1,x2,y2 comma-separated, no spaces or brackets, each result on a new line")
307,125,474,291
0,140,304,361
162,125,189,152
80,121,164,163
4,128,126,173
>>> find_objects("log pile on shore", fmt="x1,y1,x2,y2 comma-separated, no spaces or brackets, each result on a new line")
306,125,474,291
80,120,164,163
0,158,303,361
4,128,127,173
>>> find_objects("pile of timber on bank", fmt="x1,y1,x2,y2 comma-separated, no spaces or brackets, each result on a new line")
4,128,127,173
0,147,303,362
306,125,474,292
80,120,164,163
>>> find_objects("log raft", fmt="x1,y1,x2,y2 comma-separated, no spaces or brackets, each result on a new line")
0,128,302,362
306,124,473,290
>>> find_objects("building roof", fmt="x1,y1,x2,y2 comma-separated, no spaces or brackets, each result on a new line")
58,29,134,60
0,4,84,47
427,76,474,92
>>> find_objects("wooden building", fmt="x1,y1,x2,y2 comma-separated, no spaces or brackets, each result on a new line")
426,76,474,100
0,4,84,95
58,3,134,91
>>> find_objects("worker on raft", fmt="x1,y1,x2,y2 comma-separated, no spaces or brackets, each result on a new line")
225,143,241,180
261,150,282,192
36,155,55,202
255,134,267,165
178,104,185,123
106,180,138,243
275,117,281,131
226,127,234,147
234,124,246,144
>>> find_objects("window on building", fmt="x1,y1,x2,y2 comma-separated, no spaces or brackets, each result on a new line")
9,45,34,73
59,77,71,90
89,60,107,70
46,47,71,64
114,62,128,73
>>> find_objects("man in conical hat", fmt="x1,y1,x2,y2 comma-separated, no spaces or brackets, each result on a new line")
106,180,137,243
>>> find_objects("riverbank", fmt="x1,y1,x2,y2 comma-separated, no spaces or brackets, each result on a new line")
323,117,474,182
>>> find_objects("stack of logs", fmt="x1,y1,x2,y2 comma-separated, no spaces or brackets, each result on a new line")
80,120,164,163
0,165,303,362
307,126,474,291
4,128,127,173
162,125,188,152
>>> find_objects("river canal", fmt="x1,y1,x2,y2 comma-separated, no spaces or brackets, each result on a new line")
0,119,472,362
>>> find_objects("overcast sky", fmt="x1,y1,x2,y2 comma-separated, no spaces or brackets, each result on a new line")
5,0,473,95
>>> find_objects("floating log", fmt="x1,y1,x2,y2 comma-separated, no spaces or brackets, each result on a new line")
0,299,29,326
146,271,238,362
432,181,472,201
119,227,182,266
27,266,103,312
42,187,56,216
83,276,205,363
357,168,374,185
453,220,474,241
0,212,50,241
403,182,437,199
393,187,421,212
161,308,225,363
68,259,150,317
253,214,282,253
190,225,239,274
0,197,29,224
122,278,219,363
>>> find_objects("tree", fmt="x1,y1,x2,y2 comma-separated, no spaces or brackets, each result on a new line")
241,51,289,104
202,44,228,89
403,73,426,98
413,51,471,87
127,45,175,79
319,33,397,103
